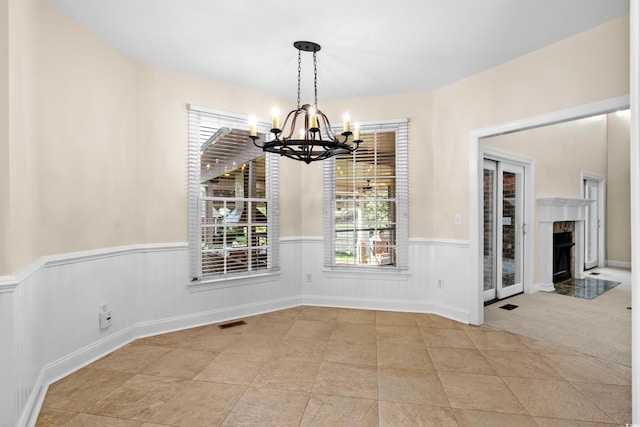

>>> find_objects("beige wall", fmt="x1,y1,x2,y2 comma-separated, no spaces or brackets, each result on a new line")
607,111,632,263
430,15,629,240
38,3,138,258
0,0,630,275
134,65,289,242
0,0,40,274
485,116,609,197
0,0,9,274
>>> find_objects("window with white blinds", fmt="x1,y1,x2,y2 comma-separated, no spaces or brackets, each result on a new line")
188,105,279,281
323,119,408,269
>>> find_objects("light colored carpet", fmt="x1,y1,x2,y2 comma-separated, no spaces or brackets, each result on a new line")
484,267,631,366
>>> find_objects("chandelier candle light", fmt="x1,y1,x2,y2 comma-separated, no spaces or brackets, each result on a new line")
249,41,362,164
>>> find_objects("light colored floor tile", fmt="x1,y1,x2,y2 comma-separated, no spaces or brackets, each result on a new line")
179,332,241,353
377,339,434,370
464,330,530,351
35,407,78,426
452,408,538,427
193,351,269,385
428,347,496,375
141,348,217,380
286,319,335,341
377,367,448,406
243,317,295,336
271,336,327,361
84,374,186,422
376,325,423,343
503,377,614,423
541,354,629,385
324,339,377,366
146,381,245,427
251,356,322,392
300,394,378,427
221,387,309,427
88,344,173,374
482,350,563,379
62,413,143,427
379,401,457,427
42,368,134,411
136,328,200,348
415,314,465,330
533,417,618,426
336,308,376,324
438,372,527,414
35,307,629,426
297,306,340,322
330,322,377,342
419,327,476,348
313,361,378,399
222,332,283,355
570,382,632,425
518,336,587,357
375,311,419,326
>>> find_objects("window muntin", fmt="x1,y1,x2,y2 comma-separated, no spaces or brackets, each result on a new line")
188,106,278,281
325,120,408,269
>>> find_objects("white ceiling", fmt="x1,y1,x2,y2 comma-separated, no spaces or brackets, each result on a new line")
47,0,629,102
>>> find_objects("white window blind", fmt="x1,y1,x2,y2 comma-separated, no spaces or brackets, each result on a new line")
188,105,279,281
323,119,408,270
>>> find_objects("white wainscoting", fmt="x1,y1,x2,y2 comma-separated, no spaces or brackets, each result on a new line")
3,242,303,427
300,237,471,323
3,237,471,427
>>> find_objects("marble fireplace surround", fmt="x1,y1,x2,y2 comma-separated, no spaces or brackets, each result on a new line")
538,197,594,292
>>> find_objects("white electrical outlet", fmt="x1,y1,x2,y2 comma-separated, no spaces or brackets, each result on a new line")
454,214,462,225
437,279,444,289
99,303,112,329
306,273,312,282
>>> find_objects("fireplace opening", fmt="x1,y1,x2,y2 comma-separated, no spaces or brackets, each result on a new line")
553,231,575,283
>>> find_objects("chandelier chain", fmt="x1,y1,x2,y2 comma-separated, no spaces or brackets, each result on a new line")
297,49,302,108
313,51,318,107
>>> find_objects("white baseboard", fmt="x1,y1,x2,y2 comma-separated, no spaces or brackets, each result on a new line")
537,282,556,292
301,295,469,324
606,260,632,269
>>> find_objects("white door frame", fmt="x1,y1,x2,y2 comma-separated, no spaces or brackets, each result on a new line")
581,171,606,269
483,148,534,301
469,95,630,327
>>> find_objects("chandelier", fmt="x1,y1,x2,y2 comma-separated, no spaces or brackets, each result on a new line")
249,41,361,164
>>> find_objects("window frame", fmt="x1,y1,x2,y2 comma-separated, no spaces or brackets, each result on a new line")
187,104,279,284
323,118,408,271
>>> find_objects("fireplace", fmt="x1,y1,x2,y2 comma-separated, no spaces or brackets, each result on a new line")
537,197,594,292
553,229,575,283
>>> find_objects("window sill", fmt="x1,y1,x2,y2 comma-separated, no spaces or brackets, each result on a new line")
188,270,281,292
324,267,410,281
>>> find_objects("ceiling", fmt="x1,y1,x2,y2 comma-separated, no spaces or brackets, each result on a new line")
47,0,629,102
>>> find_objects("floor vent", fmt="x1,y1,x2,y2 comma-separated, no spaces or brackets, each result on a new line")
218,320,247,329
499,304,519,311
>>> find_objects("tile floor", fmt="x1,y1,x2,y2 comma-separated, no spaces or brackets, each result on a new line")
36,306,631,426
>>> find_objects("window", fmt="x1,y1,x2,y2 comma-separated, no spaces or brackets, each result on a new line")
323,119,408,269
188,105,279,281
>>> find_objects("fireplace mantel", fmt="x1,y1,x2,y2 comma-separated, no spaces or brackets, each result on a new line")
538,197,594,222
537,197,593,291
